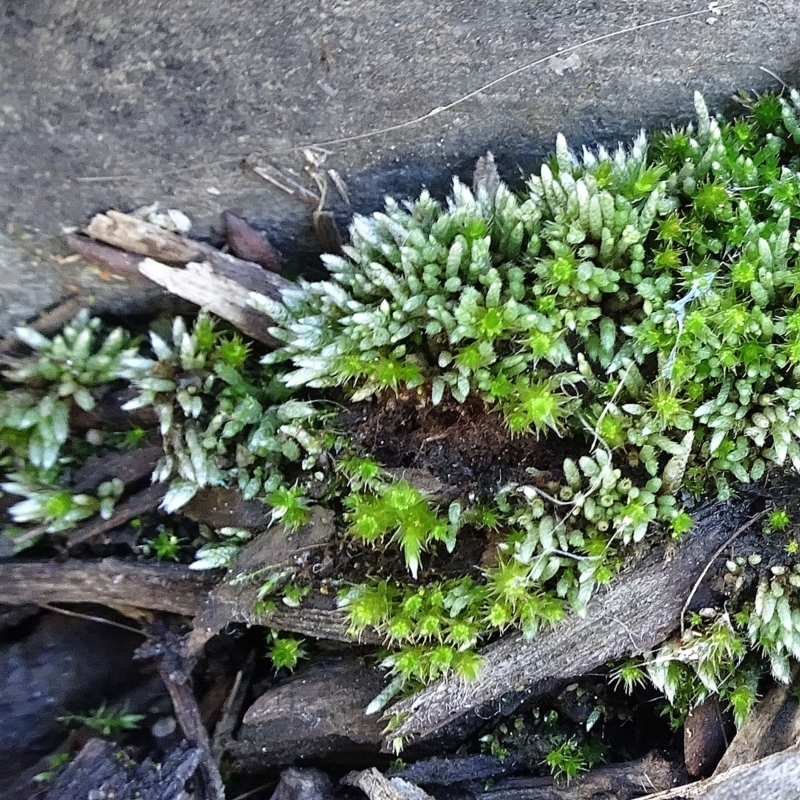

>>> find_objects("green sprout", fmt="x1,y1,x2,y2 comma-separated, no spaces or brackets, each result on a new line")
58,702,144,737
266,630,308,672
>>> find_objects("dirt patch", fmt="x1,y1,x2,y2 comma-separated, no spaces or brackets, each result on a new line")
338,394,585,498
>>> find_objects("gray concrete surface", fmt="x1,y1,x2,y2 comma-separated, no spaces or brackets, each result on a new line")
1,0,798,333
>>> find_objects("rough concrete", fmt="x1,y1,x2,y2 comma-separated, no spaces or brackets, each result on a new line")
1,0,798,333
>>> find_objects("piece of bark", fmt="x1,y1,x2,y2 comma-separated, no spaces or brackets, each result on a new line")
158,661,225,800
66,482,168,546
66,233,147,280
644,741,800,799
43,737,202,800
714,665,800,775
384,497,759,749
223,210,284,273
212,650,257,758
87,209,211,264
207,249,293,298
189,506,381,651
230,655,386,771
138,258,280,346
463,751,684,800
181,485,270,530
0,558,217,616
342,768,434,800
270,767,335,800
684,698,733,779
68,443,163,493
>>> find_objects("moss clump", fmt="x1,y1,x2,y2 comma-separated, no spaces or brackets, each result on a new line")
8,89,800,730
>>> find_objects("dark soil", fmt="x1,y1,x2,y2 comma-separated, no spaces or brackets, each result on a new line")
339,394,585,497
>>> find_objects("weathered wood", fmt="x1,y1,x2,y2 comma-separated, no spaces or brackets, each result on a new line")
684,698,732,778
190,507,382,649
66,482,168,547
66,233,147,280
69,443,163,493
644,741,800,799
223,210,284,273
138,258,280,346
342,767,434,800
229,655,386,772
87,209,210,263
463,751,684,800
385,497,758,749
0,558,216,616
713,664,800,775
43,737,203,800
206,249,292,298
0,557,369,644
158,662,225,800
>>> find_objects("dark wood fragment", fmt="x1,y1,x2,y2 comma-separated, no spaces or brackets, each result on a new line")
645,741,800,799
67,482,168,546
472,151,500,201
158,661,225,800
66,233,146,280
69,443,163,493
207,249,292,298
229,654,385,772
463,750,684,800
223,210,284,273
714,665,800,775
0,558,217,616
182,485,270,530
385,497,760,749
43,737,203,800
684,698,732,778
212,649,257,758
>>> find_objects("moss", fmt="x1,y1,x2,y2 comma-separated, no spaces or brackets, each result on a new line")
8,89,800,729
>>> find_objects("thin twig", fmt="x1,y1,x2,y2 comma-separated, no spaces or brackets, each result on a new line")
38,603,145,636
680,508,769,634
74,3,731,183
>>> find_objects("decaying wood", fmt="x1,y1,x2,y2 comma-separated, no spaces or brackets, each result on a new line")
0,558,216,616
212,650,256,758
138,258,280,346
66,482,168,546
713,664,800,775
189,506,381,650
66,233,147,280
43,737,203,800
683,698,732,778
229,655,386,772
69,443,163,493
342,767,434,800
468,751,684,800
644,741,800,799
385,497,759,749
158,661,226,800
0,556,368,645
223,210,284,273
87,209,212,264
206,249,292,298
182,485,270,531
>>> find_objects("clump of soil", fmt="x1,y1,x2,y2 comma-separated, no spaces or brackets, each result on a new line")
338,393,585,497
